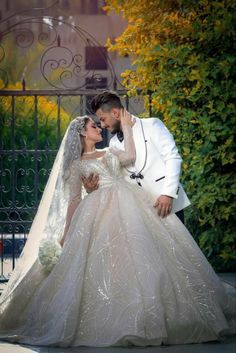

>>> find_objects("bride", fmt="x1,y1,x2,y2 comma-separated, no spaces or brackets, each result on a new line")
0,110,235,347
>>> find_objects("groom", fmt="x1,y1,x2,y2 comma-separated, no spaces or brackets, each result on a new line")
83,91,190,221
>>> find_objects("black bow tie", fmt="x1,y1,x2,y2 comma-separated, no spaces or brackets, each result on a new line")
117,130,124,142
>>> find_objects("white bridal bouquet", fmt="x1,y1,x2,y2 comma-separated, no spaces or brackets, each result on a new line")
38,238,62,272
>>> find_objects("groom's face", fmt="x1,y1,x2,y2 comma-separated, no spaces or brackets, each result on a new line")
96,108,121,135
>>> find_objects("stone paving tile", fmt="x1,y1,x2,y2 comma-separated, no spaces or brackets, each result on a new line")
0,337,236,353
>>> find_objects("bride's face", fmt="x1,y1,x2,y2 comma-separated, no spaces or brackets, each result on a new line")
84,119,103,143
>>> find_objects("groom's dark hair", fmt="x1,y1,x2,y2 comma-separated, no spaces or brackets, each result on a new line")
91,91,124,113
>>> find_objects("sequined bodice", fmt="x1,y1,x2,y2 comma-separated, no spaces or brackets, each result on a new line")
79,150,123,188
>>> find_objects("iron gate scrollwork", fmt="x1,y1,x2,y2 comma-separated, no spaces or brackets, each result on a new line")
0,1,119,90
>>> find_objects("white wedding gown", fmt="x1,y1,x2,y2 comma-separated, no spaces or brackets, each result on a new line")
0,149,235,347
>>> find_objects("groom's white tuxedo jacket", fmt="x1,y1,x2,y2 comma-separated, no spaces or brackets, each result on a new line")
109,116,191,213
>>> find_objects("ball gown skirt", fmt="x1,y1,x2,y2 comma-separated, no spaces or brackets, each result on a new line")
0,153,235,347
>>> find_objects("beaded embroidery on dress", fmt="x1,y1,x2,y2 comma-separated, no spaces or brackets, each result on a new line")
0,132,235,347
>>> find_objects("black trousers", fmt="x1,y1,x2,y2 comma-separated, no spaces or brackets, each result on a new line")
175,209,185,224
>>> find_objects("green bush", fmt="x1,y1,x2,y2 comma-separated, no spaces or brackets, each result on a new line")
106,0,236,271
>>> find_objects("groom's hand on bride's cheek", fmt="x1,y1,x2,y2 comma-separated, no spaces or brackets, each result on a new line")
81,173,99,194
154,195,173,218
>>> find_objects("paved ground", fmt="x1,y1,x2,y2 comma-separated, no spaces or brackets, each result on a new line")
0,273,235,353
0,337,236,353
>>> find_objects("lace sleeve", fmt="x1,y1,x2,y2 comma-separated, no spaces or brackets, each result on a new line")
60,159,82,245
110,125,136,166
68,159,82,204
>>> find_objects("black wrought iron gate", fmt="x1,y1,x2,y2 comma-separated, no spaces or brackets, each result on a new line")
0,90,109,281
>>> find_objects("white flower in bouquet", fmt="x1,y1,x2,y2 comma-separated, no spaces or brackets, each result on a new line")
38,238,62,272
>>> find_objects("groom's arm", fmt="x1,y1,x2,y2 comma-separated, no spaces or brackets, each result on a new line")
150,118,182,198
81,173,99,194
149,118,182,217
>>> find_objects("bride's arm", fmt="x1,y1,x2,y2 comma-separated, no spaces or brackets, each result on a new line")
59,160,82,246
60,193,81,247
110,109,136,166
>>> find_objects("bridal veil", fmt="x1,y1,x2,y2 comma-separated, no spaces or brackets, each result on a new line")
0,117,86,310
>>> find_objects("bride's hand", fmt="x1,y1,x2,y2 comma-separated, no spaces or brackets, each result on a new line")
120,108,134,128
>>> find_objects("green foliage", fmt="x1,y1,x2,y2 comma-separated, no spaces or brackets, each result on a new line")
106,0,236,271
